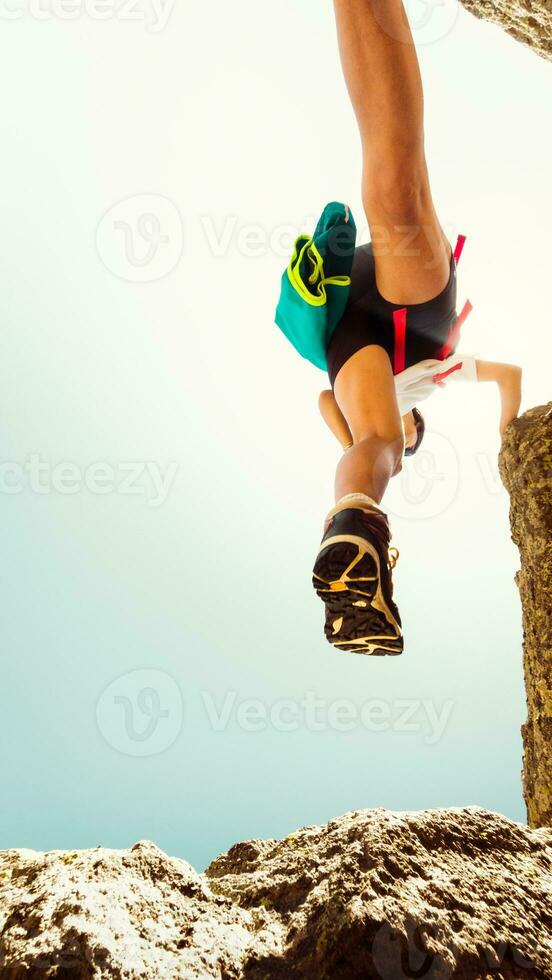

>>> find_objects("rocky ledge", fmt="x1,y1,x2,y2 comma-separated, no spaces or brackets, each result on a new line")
499,404,552,828
459,0,552,61
1,807,551,978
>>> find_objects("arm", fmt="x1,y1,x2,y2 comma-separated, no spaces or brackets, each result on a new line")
475,360,523,436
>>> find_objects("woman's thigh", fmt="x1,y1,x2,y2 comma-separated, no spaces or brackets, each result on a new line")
333,344,404,445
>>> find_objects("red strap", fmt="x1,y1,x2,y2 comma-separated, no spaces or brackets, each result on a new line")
433,362,463,387
437,299,473,360
455,298,474,331
393,308,407,375
454,235,467,266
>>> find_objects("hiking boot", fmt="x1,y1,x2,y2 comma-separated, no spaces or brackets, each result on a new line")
312,501,403,656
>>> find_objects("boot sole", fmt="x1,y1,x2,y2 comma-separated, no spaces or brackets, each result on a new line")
312,534,403,657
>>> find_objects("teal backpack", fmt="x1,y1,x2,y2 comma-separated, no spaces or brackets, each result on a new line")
275,202,357,371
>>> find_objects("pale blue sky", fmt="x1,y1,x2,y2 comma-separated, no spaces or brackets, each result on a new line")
0,1,550,870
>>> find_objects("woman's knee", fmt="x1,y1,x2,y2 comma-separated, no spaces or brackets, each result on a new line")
363,152,428,225
353,425,404,471
319,389,334,410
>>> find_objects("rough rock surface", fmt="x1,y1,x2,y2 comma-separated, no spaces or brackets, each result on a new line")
0,840,269,979
459,0,552,61
1,808,551,978
499,403,552,828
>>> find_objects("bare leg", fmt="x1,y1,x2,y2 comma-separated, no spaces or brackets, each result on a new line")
333,346,404,504
332,0,451,303
328,0,450,503
319,390,353,449
315,345,405,655
321,389,418,459
313,1,447,655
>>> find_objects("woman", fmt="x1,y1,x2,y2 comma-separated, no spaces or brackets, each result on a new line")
311,0,522,657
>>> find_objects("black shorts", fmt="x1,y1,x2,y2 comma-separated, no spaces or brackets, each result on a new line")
326,243,458,389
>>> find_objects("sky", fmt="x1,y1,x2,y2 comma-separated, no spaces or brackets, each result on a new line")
0,0,551,872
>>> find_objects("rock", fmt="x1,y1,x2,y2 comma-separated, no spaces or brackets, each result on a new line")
0,839,276,978
499,404,552,829
459,0,552,61
1,808,551,977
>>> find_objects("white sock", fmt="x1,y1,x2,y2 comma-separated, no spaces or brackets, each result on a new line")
337,492,380,510
324,492,384,525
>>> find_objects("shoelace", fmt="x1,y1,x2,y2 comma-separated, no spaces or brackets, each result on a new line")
389,546,400,570
325,507,400,572
359,510,400,571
